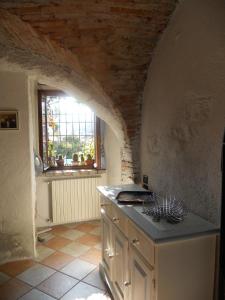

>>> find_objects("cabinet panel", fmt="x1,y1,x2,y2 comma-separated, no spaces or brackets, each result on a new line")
100,196,112,218
99,192,217,300
101,213,113,278
111,205,128,235
130,247,154,300
128,220,155,266
112,227,129,300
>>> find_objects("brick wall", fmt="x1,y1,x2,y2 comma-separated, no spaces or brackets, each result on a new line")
0,1,177,182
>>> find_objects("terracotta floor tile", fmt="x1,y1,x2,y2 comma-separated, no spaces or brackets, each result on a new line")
64,222,78,229
87,220,101,226
0,272,10,285
37,271,78,298
44,236,72,250
41,251,75,270
75,223,99,233
0,278,32,300
77,234,101,247
51,225,69,235
80,248,101,265
0,259,35,277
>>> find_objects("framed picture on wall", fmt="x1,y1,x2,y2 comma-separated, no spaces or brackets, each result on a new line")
0,110,19,130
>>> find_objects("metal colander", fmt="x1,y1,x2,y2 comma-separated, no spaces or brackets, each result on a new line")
142,193,187,223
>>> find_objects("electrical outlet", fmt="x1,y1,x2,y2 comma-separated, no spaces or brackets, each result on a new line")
143,175,149,190
143,175,148,184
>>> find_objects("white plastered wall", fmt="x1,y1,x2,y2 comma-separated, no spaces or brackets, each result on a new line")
30,84,121,227
0,71,35,262
104,123,122,185
141,0,225,225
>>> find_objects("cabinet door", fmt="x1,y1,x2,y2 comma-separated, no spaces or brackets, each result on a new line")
112,227,129,300
130,247,154,300
101,214,113,278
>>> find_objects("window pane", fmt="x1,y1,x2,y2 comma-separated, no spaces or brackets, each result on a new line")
80,123,86,135
66,123,73,135
86,123,94,135
59,123,67,135
51,114,60,123
42,94,96,168
73,123,79,135
48,126,53,136
59,114,67,122
66,114,73,122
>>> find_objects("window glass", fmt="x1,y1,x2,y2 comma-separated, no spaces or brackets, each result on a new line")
39,93,97,169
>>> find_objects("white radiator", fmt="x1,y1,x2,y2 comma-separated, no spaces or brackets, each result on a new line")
51,175,106,224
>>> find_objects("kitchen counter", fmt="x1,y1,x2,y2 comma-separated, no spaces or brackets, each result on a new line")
97,184,219,243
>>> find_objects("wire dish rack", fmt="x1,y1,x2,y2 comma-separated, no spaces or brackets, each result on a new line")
142,193,187,224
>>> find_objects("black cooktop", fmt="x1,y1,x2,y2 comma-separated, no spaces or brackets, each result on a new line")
116,190,152,204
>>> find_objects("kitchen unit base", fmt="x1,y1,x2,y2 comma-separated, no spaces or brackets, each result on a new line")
98,185,219,300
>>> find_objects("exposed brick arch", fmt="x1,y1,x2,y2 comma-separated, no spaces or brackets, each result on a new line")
0,9,132,181
0,1,177,182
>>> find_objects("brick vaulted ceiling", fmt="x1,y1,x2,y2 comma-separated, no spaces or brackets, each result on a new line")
0,0,177,181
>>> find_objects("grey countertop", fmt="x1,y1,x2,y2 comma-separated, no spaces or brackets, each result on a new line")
97,184,219,243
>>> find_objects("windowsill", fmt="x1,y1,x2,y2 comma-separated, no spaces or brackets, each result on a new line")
45,165,97,171
38,168,106,178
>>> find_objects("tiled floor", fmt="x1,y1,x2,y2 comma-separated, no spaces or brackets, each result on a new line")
0,220,112,300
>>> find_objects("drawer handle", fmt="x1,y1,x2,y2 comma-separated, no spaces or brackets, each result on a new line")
112,217,119,223
132,238,140,245
124,281,131,287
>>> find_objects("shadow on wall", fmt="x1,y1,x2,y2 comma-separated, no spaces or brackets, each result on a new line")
0,61,125,263
141,0,225,225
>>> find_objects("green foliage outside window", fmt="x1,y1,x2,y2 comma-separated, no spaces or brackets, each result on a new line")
45,96,96,165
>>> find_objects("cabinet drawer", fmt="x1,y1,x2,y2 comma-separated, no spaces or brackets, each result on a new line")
110,204,128,236
128,220,155,266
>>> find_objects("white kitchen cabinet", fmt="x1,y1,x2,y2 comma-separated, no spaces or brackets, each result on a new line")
112,226,129,300
112,227,130,300
129,246,154,300
102,213,113,278
99,194,217,300
101,201,130,299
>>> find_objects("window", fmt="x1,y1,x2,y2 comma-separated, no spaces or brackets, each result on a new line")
38,90,101,170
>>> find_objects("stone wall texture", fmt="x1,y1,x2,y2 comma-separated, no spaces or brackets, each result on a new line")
141,0,225,225
0,0,177,182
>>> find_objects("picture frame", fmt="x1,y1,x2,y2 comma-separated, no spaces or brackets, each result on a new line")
0,110,19,130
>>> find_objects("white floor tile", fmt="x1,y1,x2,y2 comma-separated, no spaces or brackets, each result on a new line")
17,264,55,286
37,272,78,298
35,245,55,262
58,229,85,240
61,259,96,280
20,288,56,300
83,268,106,291
60,241,90,257
90,227,101,236
61,282,106,300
